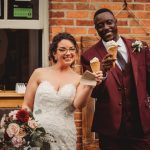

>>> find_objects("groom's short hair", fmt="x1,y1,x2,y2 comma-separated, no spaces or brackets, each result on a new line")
94,8,115,20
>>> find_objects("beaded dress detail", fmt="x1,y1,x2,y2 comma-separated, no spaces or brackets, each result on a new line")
33,81,77,150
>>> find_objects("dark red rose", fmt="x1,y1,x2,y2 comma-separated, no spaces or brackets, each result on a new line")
4,131,11,141
16,109,29,123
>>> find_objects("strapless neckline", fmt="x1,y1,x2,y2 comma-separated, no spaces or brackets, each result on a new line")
40,80,76,94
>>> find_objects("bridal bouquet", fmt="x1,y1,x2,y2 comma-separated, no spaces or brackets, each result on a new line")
0,109,53,149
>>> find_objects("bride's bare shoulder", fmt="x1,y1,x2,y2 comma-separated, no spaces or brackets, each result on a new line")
32,67,50,75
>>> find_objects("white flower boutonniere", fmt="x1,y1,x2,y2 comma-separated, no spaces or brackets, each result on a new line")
132,40,143,53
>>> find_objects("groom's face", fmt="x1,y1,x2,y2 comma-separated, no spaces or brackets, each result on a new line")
94,12,118,42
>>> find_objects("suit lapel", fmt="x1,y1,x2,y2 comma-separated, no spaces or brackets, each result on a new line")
96,41,107,59
122,37,138,87
109,37,138,86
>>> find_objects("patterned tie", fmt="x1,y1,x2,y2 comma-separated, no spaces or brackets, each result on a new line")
117,51,126,70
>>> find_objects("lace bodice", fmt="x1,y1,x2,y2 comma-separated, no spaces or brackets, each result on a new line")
33,81,77,150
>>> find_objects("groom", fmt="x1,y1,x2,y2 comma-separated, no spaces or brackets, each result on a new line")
81,8,150,150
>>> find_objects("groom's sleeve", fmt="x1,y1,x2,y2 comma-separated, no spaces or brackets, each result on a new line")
145,42,150,96
80,55,92,72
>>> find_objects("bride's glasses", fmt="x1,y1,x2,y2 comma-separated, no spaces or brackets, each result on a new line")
57,47,76,54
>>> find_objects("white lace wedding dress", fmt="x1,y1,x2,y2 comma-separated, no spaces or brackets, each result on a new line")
33,81,77,150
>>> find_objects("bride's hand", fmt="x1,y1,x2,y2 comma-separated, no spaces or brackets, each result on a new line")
93,71,103,85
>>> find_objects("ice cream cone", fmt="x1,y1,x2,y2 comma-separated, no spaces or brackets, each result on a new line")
90,57,100,72
108,46,118,67
105,40,118,68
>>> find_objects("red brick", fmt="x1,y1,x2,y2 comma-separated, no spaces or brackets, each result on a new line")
75,109,82,113
77,143,83,150
118,27,130,34
50,11,64,18
51,0,63,1
117,20,128,26
77,136,82,143
100,4,123,11
112,0,132,1
52,3,74,10
76,3,95,10
116,12,131,18
76,20,93,26
129,20,150,31
89,12,95,19
51,19,74,25
76,127,82,135
90,0,108,1
88,28,97,34
135,12,150,19
145,4,150,10
131,28,147,34
65,0,86,1
73,36,82,43
129,4,144,10
65,27,87,34
75,120,82,127
67,11,89,18
135,0,150,2
74,111,82,120
50,27,64,34
129,20,140,26
142,20,150,26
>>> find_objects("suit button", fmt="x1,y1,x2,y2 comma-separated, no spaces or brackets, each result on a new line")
119,102,122,105
118,88,121,91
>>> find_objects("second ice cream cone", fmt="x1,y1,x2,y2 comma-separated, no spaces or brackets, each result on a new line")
90,57,100,72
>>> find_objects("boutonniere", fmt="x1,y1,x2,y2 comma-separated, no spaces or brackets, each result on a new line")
132,40,143,53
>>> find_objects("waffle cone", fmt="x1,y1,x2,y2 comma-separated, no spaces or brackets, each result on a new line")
90,61,100,72
108,46,117,67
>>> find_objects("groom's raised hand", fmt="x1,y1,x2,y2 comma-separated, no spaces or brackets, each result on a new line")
101,53,116,73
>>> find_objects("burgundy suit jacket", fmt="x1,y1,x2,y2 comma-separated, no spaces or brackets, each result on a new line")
81,37,150,136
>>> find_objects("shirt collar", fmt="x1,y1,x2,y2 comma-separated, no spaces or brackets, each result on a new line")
102,36,123,51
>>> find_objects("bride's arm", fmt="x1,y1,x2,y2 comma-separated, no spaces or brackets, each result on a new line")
73,84,94,109
22,69,40,112
73,71,103,109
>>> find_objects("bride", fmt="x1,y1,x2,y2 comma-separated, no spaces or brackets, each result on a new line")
22,32,103,150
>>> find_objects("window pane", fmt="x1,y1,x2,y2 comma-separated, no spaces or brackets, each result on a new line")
8,0,39,20
0,29,42,90
0,0,4,19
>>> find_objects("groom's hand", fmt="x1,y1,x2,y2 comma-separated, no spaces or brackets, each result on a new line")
101,53,116,73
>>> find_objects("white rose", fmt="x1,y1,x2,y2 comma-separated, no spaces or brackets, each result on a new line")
28,120,38,129
6,123,20,137
9,110,18,120
17,127,27,137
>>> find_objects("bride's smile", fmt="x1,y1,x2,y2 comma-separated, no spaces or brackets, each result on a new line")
54,39,77,67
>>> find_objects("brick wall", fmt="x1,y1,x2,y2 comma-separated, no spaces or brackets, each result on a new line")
48,0,150,149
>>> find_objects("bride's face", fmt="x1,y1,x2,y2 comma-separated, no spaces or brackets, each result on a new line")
55,39,77,67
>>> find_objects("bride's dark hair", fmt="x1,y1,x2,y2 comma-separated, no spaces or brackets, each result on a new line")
49,32,79,63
